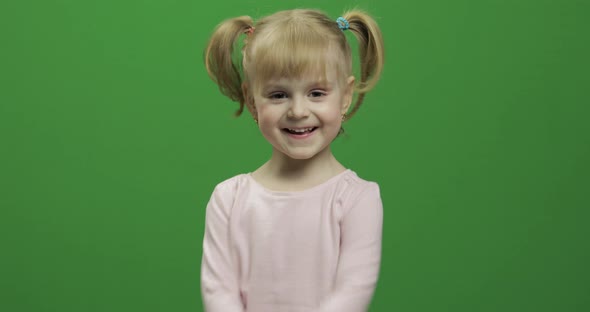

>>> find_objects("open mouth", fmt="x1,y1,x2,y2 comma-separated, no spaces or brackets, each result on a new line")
282,127,318,135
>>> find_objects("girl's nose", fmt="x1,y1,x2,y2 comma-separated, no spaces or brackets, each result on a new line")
287,96,310,119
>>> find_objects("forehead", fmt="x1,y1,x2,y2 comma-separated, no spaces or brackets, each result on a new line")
262,65,335,83
244,40,348,90
249,61,344,93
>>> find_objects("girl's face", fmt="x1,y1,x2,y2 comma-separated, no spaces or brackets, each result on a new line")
249,67,354,161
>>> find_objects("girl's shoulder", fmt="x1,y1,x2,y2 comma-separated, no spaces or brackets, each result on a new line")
337,170,381,203
211,169,379,199
206,171,381,218
338,169,379,190
210,172,250,195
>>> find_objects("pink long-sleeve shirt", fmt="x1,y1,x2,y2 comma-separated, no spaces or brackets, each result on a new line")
200,169,383,312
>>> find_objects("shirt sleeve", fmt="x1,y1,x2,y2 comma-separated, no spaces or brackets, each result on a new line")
317,183,384,312
201,183,245,312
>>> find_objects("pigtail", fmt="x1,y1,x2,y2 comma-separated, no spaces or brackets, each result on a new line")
205,16,254,116
341,10,385,120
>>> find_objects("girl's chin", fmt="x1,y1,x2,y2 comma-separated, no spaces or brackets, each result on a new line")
278,146,332,161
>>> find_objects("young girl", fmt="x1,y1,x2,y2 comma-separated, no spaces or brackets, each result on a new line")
201,8,385,312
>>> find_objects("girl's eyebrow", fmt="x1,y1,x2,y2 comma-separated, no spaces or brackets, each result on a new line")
261,84,287,93
309,81,332,88
263,83,286,89
261,80,333,92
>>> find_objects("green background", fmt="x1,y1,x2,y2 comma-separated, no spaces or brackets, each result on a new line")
1,0,588,311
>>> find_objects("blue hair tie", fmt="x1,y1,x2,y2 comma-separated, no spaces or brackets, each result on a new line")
336,17,350,30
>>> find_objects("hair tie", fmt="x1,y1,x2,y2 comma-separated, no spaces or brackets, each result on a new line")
245,26,255,35
336,17,350,30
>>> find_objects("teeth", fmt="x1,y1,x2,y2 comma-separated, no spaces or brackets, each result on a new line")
288,127,314,133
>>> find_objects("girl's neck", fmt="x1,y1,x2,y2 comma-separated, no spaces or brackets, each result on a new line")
251,147,347,191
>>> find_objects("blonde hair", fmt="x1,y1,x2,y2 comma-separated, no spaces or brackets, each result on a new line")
205,8,384,120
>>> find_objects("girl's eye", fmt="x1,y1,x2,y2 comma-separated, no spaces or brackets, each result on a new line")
269,92,288,99
310,91,326,97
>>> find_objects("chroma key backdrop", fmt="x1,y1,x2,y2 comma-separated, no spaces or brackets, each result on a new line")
1,0,588,311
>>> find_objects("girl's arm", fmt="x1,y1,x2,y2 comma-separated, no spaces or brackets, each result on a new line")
317,183,384,312
201,183,245,312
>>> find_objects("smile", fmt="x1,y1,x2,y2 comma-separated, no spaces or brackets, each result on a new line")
282,127,318,139
284,127,317,133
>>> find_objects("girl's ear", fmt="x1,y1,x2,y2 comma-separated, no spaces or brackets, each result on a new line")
341,76,355,115
242,82,257,119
